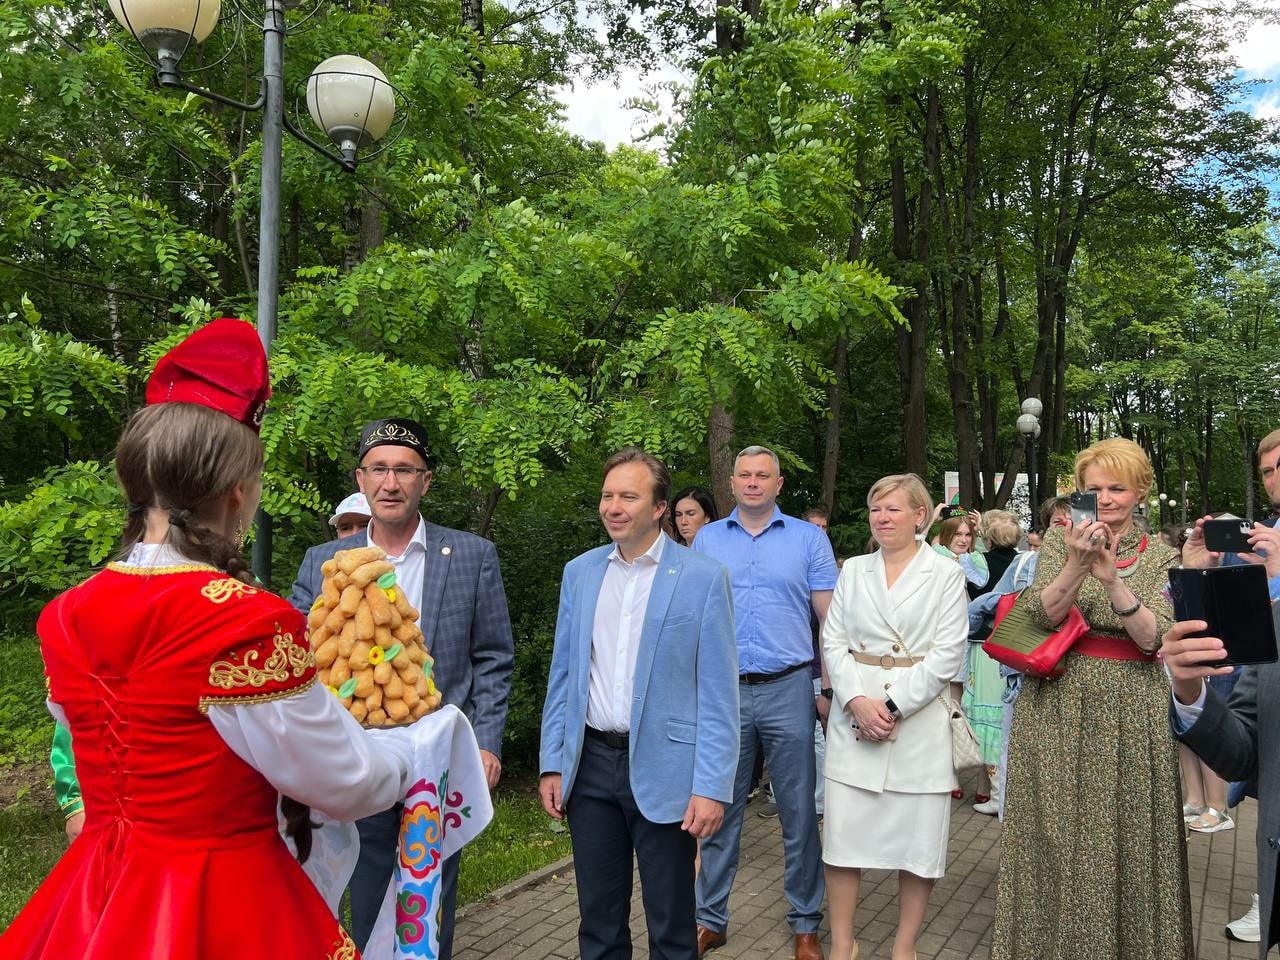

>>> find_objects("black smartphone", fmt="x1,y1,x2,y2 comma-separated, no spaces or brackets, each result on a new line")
1203,517,1255,554
1068,491,1097,527
1168,566,1278,666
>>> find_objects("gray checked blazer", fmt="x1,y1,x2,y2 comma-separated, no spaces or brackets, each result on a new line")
289,522,514,756
1173,601,1280,959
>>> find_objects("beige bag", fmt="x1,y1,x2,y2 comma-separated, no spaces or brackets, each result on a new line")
939,692,983,773
891,623,983,775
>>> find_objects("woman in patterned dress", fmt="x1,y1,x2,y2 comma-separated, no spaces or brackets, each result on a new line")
991,437,1193,960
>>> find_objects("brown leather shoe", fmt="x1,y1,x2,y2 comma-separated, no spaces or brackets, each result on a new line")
696,925,727,956
793,932,824,960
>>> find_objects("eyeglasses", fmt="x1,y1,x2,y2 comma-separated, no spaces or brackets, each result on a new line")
360,466,429,481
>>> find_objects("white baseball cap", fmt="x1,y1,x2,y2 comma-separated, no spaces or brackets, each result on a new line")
328,492,372,526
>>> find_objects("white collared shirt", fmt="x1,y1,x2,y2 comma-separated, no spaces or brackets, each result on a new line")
586,532,668,733
368,515,429,610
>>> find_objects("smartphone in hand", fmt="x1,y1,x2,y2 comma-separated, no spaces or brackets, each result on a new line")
1068,492,1098,527
1168,565,1278,666
1202,517,1255,555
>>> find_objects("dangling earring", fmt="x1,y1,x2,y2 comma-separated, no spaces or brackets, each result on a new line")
235,519,246,551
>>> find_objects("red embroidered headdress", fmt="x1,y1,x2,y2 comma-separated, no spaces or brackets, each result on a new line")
145,318,270,431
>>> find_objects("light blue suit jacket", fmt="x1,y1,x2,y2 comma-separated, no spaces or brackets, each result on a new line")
538,537,740,824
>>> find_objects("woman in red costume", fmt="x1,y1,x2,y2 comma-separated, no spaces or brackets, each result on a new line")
0,318,412,960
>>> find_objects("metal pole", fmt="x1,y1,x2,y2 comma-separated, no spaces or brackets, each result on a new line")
251,0,286,586
1028,439,1039,530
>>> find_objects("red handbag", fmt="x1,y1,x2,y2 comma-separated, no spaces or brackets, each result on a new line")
981,590,1090,679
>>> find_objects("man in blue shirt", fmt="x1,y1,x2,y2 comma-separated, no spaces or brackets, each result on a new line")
692,446,838,960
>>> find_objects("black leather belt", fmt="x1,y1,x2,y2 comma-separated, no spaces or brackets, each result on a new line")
739,662,808,685
585,726,629,749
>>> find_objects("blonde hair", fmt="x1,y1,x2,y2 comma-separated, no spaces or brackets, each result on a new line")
1259,429,1280,461
1073,437,1153,497
866,474,933,533
981,509,1022,549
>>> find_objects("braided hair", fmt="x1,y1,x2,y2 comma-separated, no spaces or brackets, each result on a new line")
114,402,315,862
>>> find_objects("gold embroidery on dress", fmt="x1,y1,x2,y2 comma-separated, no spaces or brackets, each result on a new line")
207,628,315,691
328,928,358,960
200,578,260,604
197,675,317,714
108,561,219,576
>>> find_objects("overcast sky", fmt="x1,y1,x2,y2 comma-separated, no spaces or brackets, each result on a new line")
557,12,1280,148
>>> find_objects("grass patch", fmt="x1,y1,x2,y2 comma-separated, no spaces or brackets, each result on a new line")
0,798,66,928
0,634,54,766
459,786,571,905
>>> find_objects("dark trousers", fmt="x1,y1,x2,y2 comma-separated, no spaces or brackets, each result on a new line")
567,733,697,960
349,804,460,958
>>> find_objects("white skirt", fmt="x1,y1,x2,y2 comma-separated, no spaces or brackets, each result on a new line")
821,780,951,878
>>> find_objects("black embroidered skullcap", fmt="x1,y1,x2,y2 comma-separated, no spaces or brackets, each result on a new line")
357,418,431,465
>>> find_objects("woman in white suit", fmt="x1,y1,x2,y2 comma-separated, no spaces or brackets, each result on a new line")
822,474,969,960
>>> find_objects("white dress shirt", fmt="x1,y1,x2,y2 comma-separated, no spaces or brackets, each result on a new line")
1171,681,1207,730
586,533,668,733
368,514,429,610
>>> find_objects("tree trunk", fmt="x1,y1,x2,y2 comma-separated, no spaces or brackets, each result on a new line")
708,402,736,517
889,100,930,478
1240,415,1255,518
211,176,233,292
461,0,485,86
1201,396,1214,513
476,485,501,539
361,197,385,258
106,287,125,364
288,195,300,281
821,130,867,519
934,74,981,508
821,333,848,517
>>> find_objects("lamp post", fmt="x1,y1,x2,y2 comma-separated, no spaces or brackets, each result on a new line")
104,0,407,584
1018,396,1043,529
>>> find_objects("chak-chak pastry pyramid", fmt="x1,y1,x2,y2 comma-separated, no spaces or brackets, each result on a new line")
306,545,442,726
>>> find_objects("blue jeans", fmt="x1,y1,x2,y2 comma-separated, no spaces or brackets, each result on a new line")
696,667,823,934
766,677,826,814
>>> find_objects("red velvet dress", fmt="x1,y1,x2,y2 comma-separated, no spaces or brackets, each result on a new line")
0,560,358,960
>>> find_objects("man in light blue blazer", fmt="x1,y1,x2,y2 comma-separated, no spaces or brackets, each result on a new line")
539,448,739,960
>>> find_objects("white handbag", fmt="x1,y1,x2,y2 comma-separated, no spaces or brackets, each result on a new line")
939,692,983,773
891,622,983,775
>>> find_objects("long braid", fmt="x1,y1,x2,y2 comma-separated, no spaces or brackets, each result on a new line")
114,403,315,863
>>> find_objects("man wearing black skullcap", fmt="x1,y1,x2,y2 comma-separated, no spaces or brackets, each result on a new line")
291,417,514,957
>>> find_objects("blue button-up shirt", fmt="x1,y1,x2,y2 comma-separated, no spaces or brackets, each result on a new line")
693,506,838,674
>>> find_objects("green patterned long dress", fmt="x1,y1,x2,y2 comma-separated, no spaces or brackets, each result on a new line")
991,525,1193,960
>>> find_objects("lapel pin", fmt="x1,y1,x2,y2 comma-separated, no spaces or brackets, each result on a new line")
441,546,452,556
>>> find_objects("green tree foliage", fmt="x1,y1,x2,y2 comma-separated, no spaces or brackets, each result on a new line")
1,0,1276,762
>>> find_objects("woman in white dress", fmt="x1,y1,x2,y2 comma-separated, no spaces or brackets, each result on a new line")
822,474,969,960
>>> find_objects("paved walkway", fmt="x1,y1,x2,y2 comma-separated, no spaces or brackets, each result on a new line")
455,774,1262,960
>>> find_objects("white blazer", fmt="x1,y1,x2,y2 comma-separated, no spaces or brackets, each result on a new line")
822,543,968,794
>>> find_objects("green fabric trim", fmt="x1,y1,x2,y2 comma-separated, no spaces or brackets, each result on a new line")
50,722,82,816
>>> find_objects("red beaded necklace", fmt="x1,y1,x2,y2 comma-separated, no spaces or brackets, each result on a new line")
1115,534,1148,571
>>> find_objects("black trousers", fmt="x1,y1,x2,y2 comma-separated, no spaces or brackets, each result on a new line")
349,803,461,958
567,734,698,960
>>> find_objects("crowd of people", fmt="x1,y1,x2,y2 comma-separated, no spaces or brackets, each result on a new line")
5,316,1278,960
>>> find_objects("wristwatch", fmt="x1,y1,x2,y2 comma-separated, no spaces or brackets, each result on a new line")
819,687,834,700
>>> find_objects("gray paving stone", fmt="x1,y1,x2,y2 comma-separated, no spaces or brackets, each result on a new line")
456,777,1260,960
